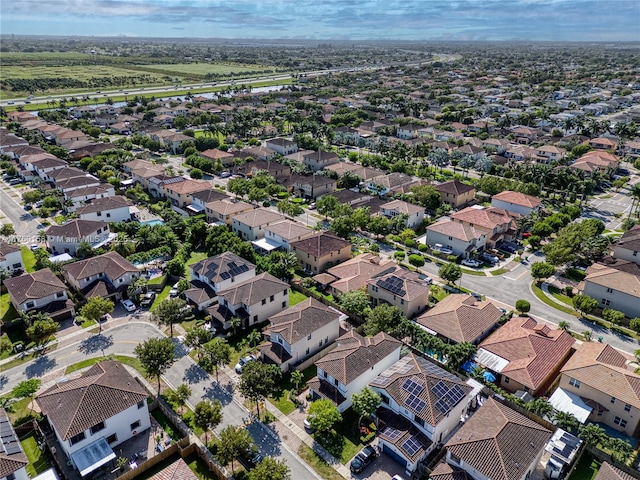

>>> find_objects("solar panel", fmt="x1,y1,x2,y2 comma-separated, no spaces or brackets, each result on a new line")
402,378,424,395
405,394,427,413
431,381,448,399
402,436,423,457
4,441,21,455
382,426,402,440
375,375,392,386
435,399,450,414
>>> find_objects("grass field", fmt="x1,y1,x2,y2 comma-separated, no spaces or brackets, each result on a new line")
1,64,157,80
21,246,36,272
289,289,309,306
568,453,601,480
298,445,344,480
141,62,276,76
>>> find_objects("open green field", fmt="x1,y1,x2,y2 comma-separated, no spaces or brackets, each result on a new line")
1,64,153,80
141,62,277,76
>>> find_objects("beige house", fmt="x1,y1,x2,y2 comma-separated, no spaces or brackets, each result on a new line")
435,180,476,208
261,220,314,252
379,200,425,228
612,224,640,265
290,231,351,274
205,199,254,225
556,342,640,438
416,294,502,345
4,268,71,316
302,150,340,171
317,253,395,296
367,268,430,319
125,160,165,189
579,261,640,319
163,178,211,208
46,219,114,255
491,190,542,217
232,208,285,241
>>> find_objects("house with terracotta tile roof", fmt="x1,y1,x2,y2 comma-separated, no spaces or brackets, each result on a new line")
308,330,401,412
163,178,211,208
0,241,24,274
76,195,132,223
4,268,69,314
125,160,166,189
571,150,619,175
491,190,542,217
434,180,476,209
231,208,285,241
259,298,345,372
290,231,351,274
46,219,114,255
265,138,298,156
555,342,640,437
428,461,474,480
379,200,425,228
415,294,502,345
261,219,314,253
425,217,488,258
36,360,150,476
612,224,640,265
594,462,637,480
578,260,640,318
476,317,575,396
148,458,198,480
0,407,29,480
535,144,566,163
316,253,396,296
369,353,476,473
302,150,340,172
367,268,430,319
205,198,254,225
589,137,619,151
444,398,552,480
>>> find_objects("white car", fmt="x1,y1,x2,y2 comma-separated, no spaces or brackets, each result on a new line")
462,259,481,268
235,354,256,374
121,299,136,312
169,282,180,297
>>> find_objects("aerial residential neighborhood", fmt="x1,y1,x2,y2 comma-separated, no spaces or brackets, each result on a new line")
1,9,640,480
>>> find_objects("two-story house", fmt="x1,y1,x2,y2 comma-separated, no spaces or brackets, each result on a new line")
200,148,235,168
188,189,228,215
290,231,351,274
163,178,211,208
589,137,618,151
260,220,314,253
265,138,298,156
379,200,425,229
46,220,114,256
0,407,29,480
302,151,340,172
434,180,476,209
535,145,567,163
476,317,575,396
612,225,640,265
367,268,430,319
396,124,423,140
125,160,166,190
317,253,396,297
551,342,640,437
0,242,24,274
232,208,285,241
4,268,72,318
370,353,476,473
36,361,150,478
64,184,115,211
290,174,337,200
205,199,254,225
444,398,552,480
75,195,132,223
208,272,289,331
308,330,402,412
415,294,502,345
491,190,542,217
63,251,140,301
578,260,640,319
259,298,345,372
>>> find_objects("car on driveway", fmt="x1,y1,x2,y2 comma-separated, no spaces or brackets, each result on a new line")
461,259,481,268
235,354,256,374
470,292,482,301
350,445,377,473
303,416,315,432
433,243,453,255
121,299,137,312
140,292,156,307
480,253,499,264
169,282,180,297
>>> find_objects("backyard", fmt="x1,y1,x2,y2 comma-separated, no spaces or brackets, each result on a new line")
268,364,316,415
312,408,363,464
21,431,52,477
568,453,601,480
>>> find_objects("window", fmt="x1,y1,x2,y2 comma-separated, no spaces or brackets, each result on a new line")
130,420,141,430
610,397,616,404
633,251,637,257
450,453,461,465
137,400,145,409
278,337,283,344
624,404,631,412
614,416,627,428
282,301,286,308
504,377,510,384
306,347,310,355
568,377,581,388
334,378,338,386
70,432,86,446
601,299,611,306
90,421,105,434
262,299,266,305
606,288,613,294
97,211,102,216
7,473,16,480
56,292,64,298
26,302,35,309
381,394,389,405
106,433,118,444
283,289,288,296
318,340,322,347
270,295,274,302
307,334,312,340
253,315,258,323
414,416,425,427
325,336,329,344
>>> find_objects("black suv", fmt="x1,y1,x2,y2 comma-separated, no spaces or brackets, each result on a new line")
350,445,377,473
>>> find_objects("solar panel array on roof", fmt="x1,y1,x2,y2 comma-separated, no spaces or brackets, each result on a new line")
405,394,427,413
384,357,413,376
415,355,458,381
382,426,402,440
402,436,423,457
374,375,393,386
431,381,449,399
219,261,249,280
402,378,424,396
376,275,406,297
433,385,466,415
0,416,22,455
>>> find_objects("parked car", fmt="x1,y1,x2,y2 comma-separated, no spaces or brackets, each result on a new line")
433,243,453,255
303,417,314,432
169,282,180,297
240,450,264,470
235,354,256,374
121,299,136,312
350,445,377,473
462,259,481,268
24,204,33,211
480,253,499,264
308,202,316,210
219,171,232,178
29,244,39,251
470,292,482,301
140,292,156,307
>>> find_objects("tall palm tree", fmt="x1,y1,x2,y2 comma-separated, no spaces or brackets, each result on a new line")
628,183,640,219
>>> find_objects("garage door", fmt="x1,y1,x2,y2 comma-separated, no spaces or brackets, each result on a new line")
382,443,407,469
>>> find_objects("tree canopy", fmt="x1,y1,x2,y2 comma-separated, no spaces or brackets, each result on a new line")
134,337,177,394
307,398,342,433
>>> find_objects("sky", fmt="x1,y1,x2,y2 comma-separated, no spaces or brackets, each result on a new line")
1,0,639,42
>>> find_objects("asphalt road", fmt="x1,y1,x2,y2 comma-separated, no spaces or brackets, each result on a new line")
0,182,43,243
0,322,320,479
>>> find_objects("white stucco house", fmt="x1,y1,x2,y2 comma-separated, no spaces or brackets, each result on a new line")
490,190,542,217
3,268,69,313
0,241,24,274
379,200,425,229
579,261,640,319
75,196,132,223
46,220,114,256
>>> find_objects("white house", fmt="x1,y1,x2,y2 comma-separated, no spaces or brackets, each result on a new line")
3,268,69,313
0,242,24,274
367,269,430,319
64,184,115,211
75,196,132,223
613,224,640,265
425,217,487,257
46,220,114,256
0,407,29,480
369,354,476,473
579,261,640,319
62,251,140,301
265,138,298,156
302,151,340,172
188,251,256,293
490,190,542,217
36,361,150,478
259,298,345,372
308,330,402,412
379,200,425,229
260,220,314,253
209,272,289,331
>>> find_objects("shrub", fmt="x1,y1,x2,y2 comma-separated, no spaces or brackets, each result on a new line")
408,254,425,267
190,168,203,179
369,243,380,252
515,299,531,314
291,197,304,204
393,251,405,260
262,201,271,207
391,235,401,243
405,238,416,248
447,255,457,262
418,243,428,252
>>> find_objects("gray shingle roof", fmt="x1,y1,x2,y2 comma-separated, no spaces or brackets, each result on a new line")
4,268,67,305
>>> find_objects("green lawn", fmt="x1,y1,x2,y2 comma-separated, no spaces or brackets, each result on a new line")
548,285,574,305
568,453,601,480
289,289,308,306
150,408,182,442
461,267,487,276
490,268,509,276
312,408,362,464
140,62,276,76
531,282,577,316
151,284,172,312
148,274,167,286
430,285,449,302
269,364,316,415
21,246,36,272
1,292,19,324
185,251,210,280
64,354,144,375
297,445,345,480
21,431,52,477
1,396,41,426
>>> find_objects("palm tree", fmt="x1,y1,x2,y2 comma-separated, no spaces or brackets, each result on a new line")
608,438,634,462
291,370,304,394
230,317,241,336
558,321,570,331
75,241,95,260
527,398,554,419
553,411,579,433
628,183,640,219
247,330,262,348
